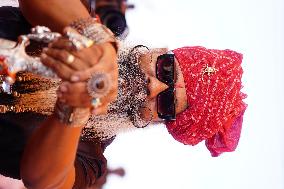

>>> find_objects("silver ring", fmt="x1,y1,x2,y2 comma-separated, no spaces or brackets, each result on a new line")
87,73,110,98
66,54,75,64
65,28,94,51
91,98,102,108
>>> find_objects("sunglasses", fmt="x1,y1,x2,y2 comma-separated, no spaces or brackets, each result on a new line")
156,53,176,120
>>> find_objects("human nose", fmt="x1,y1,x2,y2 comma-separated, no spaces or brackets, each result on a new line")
147,76,169,99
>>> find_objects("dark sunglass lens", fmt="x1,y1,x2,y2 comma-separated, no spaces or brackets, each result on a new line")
157,54,174,84
157,89,175,120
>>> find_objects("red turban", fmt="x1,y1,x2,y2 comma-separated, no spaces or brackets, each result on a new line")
166,46,247,157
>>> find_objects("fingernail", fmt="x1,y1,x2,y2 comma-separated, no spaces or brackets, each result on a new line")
41,53,47,59
71,75,80,82
60,85,68,92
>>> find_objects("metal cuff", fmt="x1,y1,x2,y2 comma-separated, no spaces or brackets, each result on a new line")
69,17,117,50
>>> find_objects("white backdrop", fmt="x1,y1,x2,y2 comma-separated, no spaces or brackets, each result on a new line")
104,0,284,189
0,0,283,189
0,0,18,7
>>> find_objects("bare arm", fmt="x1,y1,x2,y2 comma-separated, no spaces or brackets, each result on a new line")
20,115,83,189
19,0,90,32
18,2,118,187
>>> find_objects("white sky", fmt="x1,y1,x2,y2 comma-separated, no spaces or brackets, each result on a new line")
104,0,284,189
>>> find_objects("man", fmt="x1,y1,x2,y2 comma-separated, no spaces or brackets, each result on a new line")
48,43,247,157
0,40,247,189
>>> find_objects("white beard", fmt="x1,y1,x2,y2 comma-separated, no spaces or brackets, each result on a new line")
82,114,137,141
2,42,150,141
81,42,150,141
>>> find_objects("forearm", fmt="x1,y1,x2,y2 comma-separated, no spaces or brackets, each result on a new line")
20,115,83,189
19,0,90,32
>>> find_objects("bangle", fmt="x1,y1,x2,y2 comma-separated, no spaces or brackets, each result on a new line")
54,101,90,127
69,17,117,50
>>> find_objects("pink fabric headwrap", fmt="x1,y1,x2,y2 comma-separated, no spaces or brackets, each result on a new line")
166,46,247,157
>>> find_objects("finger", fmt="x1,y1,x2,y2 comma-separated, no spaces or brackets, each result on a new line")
58,93,92,107
91,105,109,115
49,38,74,51
43,48,89,71
41,53,74,80
57,82,91,107
90,88,117,107
73,45,103,66
57,82,113,108
69,69,92,82
90,90,117,115
57,95,92,107
100,42,117,67
69,42,118,82
50,39,103,67
62,27,102,65
87,43,118,74
57,80,117,110
104,86,118,103
58,81,117,106
69,61,116,82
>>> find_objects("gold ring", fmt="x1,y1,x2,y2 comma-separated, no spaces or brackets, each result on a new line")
83,39,94,48
66,54,75,64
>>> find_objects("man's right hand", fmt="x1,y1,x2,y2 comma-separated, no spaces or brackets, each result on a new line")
41,36,118,115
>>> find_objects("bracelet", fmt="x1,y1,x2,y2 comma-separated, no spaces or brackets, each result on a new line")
69,17,117,50
54,101,90,127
